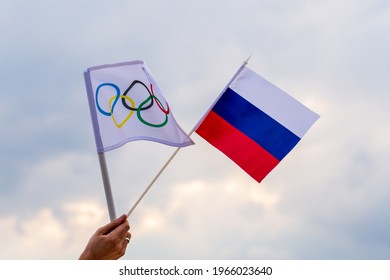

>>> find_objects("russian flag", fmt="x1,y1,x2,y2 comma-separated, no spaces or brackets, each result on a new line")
195,66,319,183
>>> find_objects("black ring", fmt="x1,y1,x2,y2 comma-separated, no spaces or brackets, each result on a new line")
122,80,154,111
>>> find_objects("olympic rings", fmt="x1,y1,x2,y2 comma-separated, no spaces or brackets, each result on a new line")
95,80,170,128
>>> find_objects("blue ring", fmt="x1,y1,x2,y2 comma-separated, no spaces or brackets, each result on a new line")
96,83,120,116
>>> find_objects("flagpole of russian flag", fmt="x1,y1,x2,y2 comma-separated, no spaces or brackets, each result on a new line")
126,56,251,217
192,56,252,133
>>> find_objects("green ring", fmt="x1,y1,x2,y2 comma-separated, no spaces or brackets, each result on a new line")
137,96,168,128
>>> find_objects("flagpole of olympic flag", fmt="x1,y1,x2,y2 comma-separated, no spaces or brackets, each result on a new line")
98,152,117,221
126,55,252,217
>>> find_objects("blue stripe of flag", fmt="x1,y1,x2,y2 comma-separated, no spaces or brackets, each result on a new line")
212,88,301,161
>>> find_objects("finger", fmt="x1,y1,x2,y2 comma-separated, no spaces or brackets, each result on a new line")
97,214,127,235
109,219,130,238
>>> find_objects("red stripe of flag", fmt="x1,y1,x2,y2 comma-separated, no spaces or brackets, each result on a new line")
196,111,280,182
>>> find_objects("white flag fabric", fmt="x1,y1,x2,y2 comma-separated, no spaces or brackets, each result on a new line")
84,60,194,153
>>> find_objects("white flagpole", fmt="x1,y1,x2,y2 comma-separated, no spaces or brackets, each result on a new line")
192,55,251,131
126,56,251,217
127,145,183,217
98,152,117,221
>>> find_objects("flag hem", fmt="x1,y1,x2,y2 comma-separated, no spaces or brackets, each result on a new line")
100,136,194,153
86,60,145,73
84,70,104,153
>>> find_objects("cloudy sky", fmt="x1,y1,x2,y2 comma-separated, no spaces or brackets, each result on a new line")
0,0,389,259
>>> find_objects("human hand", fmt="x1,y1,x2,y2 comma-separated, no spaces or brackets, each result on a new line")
79,214,131,260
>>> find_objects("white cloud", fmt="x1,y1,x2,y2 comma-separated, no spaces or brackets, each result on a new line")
0,201,106,259
124,176,296,259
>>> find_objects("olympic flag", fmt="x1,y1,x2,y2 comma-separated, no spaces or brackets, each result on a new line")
195,65,320,183
84,60,194,153
84,60,194,220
